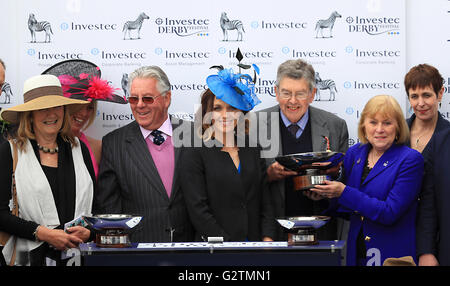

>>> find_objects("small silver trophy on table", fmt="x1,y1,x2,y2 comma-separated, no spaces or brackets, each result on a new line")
83,214,142,248
277,216,331,245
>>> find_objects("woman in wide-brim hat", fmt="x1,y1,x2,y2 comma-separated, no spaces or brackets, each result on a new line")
180,63,276,242
0,74,96,266
42,59,127,179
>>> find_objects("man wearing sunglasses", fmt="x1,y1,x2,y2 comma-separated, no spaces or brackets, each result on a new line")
95,65,194,243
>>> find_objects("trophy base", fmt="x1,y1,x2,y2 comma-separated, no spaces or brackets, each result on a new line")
293,173,329,191
287,228,318,246
95,231,131,248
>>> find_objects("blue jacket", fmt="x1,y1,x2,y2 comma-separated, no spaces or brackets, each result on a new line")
334,143,424,266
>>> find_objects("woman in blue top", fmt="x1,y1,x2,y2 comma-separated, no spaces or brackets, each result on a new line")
312,95,424,266
180,65,275,242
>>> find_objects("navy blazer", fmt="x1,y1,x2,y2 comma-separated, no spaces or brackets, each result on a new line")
416,128,450,265
333,143,424,266
406,112,450,164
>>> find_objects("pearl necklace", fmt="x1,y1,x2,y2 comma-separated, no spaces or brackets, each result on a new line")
37,143,58,154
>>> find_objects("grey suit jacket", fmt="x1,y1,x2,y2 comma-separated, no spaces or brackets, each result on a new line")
254,105,349,240
94,118,194,243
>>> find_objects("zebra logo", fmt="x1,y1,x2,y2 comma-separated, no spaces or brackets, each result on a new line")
121,73,129,99
123,12,150,40
28,13,53,43
1,82,13,104
314,11,341,38
220,12,244,42
315,72,337,101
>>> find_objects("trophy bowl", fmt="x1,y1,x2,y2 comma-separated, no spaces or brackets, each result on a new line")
83,214,142,248
277,216,330,245
276,151,344,191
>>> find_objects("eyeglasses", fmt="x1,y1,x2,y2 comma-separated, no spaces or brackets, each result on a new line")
128,93,165,105
279,91,310,100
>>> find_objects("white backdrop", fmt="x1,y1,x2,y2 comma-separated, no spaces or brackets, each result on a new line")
0,0,448,146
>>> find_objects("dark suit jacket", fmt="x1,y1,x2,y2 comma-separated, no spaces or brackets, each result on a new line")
254,105,349,240
406,112,450,163
416,128,450,265
180,139,275,241
94,118,194,243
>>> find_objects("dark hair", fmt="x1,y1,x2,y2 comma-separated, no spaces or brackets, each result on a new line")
196,89,249,141
404,64,443,97
0,59,5,70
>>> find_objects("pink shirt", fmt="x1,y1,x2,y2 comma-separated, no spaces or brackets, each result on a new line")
139,117,175,197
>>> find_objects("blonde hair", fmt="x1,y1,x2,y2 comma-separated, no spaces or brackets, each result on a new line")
67,101,98,130
14,106,76,151
358,95,409,145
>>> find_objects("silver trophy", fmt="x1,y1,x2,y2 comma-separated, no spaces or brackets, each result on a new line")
83,214,142,248
276,151,344,191
277,216,331,245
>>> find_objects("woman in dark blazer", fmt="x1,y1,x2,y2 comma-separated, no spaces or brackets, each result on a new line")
180,66,275,242
312,95,424,266
417,129,450,265
404,64,450,158
404,64,450,265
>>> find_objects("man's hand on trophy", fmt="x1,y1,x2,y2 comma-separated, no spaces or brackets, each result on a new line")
267,161,298,182
310,180,346,199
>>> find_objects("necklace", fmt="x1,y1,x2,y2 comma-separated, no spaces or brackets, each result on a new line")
415,132,431,148
37,143,58,154
368,151,381,167
415,136,422,148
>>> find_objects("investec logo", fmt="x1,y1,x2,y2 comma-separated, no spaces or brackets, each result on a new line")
26,49,83,60
155,17,209,37
90,49,147,60
250,20,307,30
170,82,207,92
343,80,400,90
255,78,276,97
227,49,274,59
346,16,400,36
155,48,211,59
60,22,118,31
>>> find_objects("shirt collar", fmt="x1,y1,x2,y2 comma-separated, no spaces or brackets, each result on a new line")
280,107,309,130
139,116,173,140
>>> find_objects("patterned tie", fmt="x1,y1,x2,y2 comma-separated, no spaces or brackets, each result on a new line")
151,130,165,145
287,124,300,138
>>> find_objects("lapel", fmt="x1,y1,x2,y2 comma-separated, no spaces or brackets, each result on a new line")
310,106,330,151
237,145,253,196
261,106,285,202
358,144,400,186
124,121,169,200
264,105,283,157
169,116,183,202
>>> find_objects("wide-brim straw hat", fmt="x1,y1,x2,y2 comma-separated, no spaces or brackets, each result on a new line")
0,74,89,124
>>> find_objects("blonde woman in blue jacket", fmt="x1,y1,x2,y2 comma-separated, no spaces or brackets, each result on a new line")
312,95,424,266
